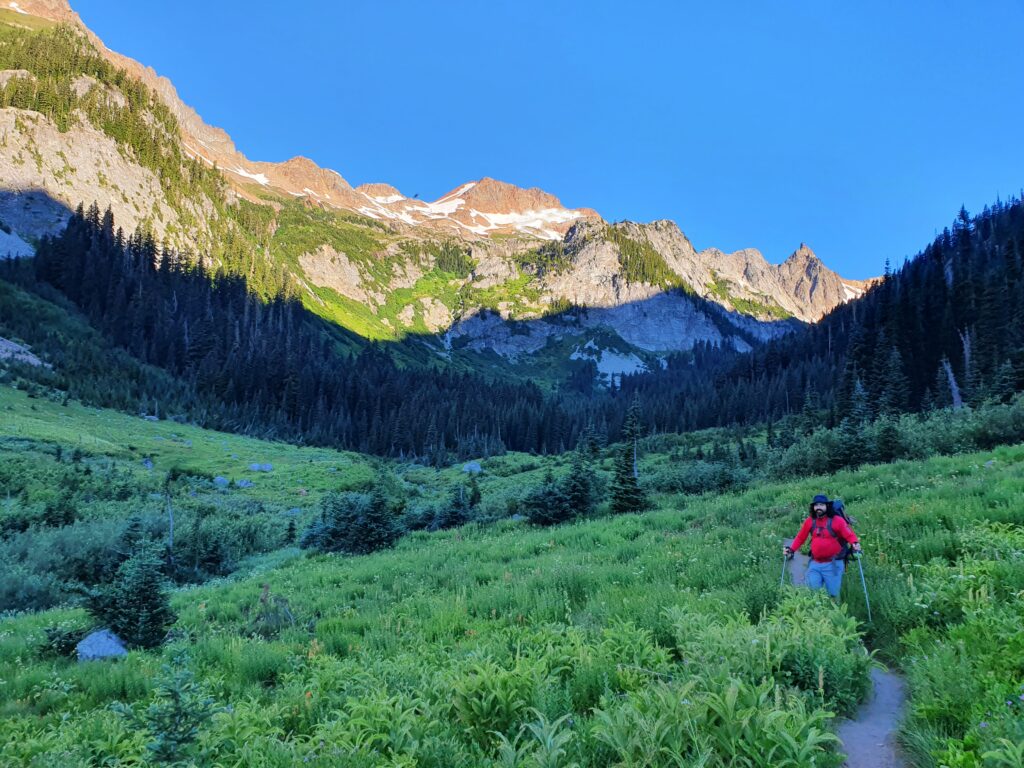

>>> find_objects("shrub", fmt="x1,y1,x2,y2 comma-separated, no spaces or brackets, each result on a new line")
40,618,92,658
86,546,176,649
647,460,751,495
301,489,401,555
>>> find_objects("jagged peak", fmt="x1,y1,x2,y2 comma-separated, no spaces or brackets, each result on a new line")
778,244,830,279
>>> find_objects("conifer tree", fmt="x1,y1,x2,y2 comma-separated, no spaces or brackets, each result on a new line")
622,394,644,479
878,347,911,414
87,546,176,649
563,449,595,518
610,444,648,515
523,468,573,526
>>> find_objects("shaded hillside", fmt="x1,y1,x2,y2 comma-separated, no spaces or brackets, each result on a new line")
616,199,1024,434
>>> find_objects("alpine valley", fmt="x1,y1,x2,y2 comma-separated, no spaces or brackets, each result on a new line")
0,0,874,386
4,5,1024,768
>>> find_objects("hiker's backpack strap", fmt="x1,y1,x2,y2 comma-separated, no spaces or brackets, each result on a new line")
827,515,853,562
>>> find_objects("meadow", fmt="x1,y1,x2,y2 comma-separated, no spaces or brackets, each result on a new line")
1,393,1022,766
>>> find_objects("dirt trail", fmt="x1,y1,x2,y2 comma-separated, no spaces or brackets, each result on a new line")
837,668,907,767
786,550,810,586
783,552,907,768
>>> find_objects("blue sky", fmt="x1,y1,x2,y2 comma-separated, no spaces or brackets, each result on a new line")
74,1,1024,279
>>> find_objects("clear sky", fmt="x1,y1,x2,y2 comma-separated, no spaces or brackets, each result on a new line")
73,0,1024,279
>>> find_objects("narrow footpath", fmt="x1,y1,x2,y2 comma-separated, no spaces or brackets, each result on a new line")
784,553,908,768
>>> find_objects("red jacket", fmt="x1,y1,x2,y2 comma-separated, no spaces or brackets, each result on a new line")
791,515,859,562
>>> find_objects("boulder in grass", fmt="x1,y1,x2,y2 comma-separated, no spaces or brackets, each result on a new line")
249,463,261,471
76,629,127,661
213,476,230,488
237,479,254,488
141,458,154,470
462,461,482,474
261,463,274,472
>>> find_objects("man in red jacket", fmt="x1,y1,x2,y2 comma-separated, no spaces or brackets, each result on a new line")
784,494,862,597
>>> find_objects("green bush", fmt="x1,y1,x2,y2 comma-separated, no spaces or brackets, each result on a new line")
39,618,92,658
86,546,176,649
300,489,401,554
647,460,751,495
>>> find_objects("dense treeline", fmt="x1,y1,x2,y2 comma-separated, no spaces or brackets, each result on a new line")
26,203,586,457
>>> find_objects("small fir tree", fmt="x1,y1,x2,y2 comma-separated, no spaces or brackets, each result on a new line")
87,546,175,649
610,444,648,515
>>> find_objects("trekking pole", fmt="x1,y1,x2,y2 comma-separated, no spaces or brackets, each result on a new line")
855,553,872,623
780,556,788,587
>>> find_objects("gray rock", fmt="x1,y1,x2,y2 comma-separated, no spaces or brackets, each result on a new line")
76,629,127,661
249,463,262,471
213,476,230,488
462,461,482,474
0,337,44,365
236,479,254,488
141,458,154,470
260,463,273,472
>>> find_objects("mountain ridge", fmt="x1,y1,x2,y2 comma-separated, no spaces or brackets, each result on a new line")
0,0,878,375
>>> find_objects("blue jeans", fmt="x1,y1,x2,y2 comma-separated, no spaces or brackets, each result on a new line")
806,559,845,598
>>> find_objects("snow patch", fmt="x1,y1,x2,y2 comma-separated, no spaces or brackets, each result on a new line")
231,167,270,186
182,146,215,166
460,207,582,240
370,194,405,204
570,341,648,385
435,182,477,203
8,2,28,14
842,282,864,301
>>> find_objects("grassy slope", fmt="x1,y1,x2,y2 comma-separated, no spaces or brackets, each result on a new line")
0,406,1021,765
0,9,55,32
0,386,381,508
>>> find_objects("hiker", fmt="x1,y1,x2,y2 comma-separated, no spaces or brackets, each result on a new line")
784,494,861,597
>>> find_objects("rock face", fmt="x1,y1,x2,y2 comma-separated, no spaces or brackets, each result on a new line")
0,336,45,365
76,629,128,661
775,244,874,320
298,245,369,304
0,108,207,246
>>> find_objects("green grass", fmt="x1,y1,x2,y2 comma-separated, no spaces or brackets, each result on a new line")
2,411,1022,765
0,386,378,507
0,8,56,32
